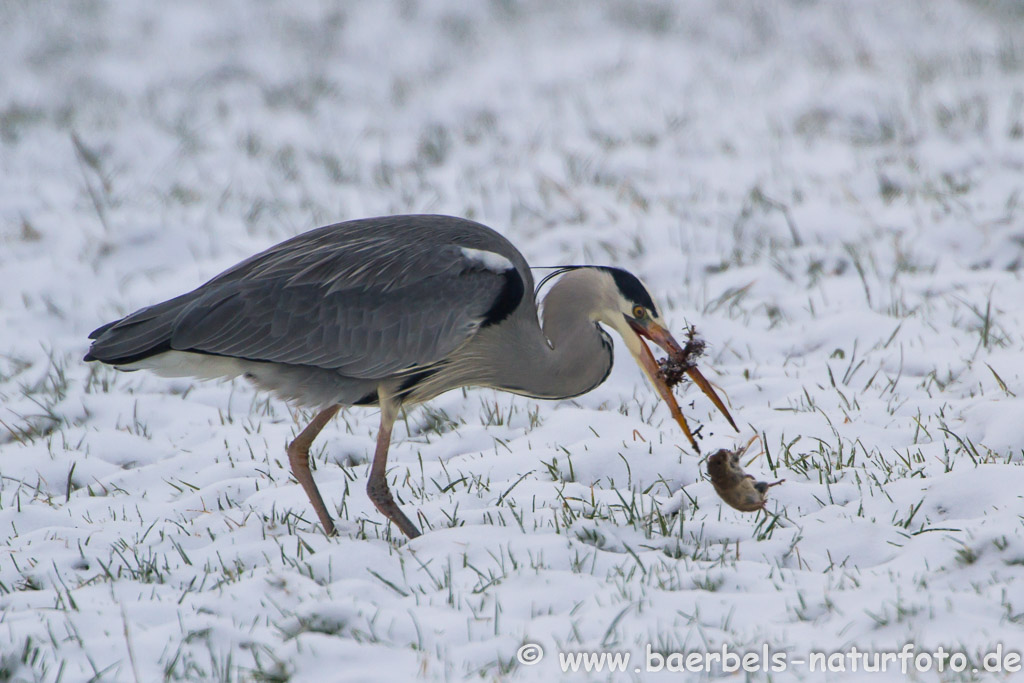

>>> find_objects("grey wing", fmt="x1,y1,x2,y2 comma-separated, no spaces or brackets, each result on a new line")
169,243,521,378
86,217,528,381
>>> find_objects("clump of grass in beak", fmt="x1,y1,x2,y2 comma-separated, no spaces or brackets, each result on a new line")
627,321,737,452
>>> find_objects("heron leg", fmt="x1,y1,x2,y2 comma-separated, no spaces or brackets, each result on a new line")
287,405,341,536
366,397,422,539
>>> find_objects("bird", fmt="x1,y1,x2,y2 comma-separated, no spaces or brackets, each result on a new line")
84,214,737,538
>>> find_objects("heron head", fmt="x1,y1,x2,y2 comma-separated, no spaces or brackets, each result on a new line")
593,267,738,451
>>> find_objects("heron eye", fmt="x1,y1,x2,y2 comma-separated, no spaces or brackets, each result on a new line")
632,305,646,319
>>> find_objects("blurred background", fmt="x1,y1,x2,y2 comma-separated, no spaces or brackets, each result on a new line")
3,1,1022,328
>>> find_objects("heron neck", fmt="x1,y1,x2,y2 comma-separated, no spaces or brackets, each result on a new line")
486,274,614,400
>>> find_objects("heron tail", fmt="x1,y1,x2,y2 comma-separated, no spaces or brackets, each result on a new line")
84,295,190,365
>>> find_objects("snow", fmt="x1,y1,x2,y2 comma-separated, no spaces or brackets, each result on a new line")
2,0,1024,681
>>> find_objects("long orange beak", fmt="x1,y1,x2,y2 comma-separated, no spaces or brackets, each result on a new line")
628,320,738,452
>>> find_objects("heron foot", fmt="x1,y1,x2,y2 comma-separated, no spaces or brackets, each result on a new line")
367,477,422,539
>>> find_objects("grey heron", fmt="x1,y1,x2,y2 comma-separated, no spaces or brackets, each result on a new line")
85,215,737,538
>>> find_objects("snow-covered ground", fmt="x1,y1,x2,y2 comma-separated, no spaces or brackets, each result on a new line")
2,1,1024,680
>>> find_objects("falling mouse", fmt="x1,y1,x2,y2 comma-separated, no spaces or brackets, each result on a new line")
706,440,784,512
